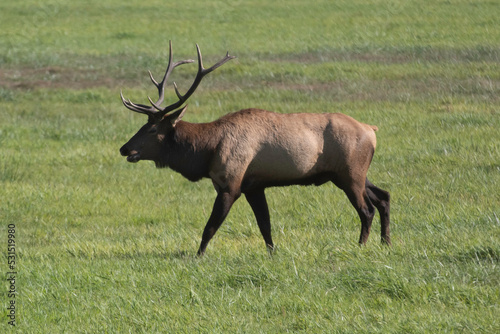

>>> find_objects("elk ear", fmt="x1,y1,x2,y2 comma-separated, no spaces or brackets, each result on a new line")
162,105,188,127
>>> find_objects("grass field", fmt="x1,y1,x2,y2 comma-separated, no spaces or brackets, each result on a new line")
1,0,499,332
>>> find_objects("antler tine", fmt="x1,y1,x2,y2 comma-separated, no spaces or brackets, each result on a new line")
151,41,194,108
197,43,236,74
120,40,194,117
120,90,156,116
147,95,164,111
173,82,183,99
157,44,236,117
148,70,159,87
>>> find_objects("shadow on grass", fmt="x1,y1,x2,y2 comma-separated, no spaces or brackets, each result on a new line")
65,247,198,261
447,246,499,264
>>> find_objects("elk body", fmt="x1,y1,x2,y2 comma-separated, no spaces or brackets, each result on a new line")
120,42,391,255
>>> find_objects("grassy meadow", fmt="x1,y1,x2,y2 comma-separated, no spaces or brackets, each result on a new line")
1,0,499,332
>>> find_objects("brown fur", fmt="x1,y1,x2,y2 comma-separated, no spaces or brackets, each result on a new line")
120,108,391,255
120,43,390,255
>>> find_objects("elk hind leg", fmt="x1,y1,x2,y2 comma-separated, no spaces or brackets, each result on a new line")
365,178,391,245
245,189,274,252
337,180,376,245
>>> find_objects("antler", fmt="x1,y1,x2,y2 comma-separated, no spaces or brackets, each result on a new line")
121,41,235,119
120,41,194,116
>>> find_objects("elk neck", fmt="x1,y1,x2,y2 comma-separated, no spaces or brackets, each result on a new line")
161,120,221,182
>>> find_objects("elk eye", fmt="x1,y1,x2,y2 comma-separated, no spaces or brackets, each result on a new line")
148,126,157,134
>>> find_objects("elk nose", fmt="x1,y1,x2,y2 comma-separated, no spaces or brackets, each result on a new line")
120,145,129,156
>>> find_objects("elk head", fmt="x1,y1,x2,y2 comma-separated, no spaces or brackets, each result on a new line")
119,41,235,166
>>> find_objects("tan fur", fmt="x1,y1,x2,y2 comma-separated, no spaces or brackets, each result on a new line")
175,109,377,191
121,107,391,253
119,44,391,254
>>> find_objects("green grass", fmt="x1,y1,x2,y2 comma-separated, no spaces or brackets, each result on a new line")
1,0,499,332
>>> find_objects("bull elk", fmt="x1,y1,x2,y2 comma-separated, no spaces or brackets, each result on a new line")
119,41,391,255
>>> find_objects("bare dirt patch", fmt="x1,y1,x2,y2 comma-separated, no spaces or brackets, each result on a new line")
264,47,500,64
0,66,131,90
2,66,498,104
2,47,499,104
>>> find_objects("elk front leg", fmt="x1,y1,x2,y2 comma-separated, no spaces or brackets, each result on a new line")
197,191,239,256
245,189,274,252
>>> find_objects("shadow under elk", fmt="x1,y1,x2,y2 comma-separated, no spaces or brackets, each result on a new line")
119,42,391,255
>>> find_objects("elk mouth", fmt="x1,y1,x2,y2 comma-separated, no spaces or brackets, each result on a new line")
126,153,141,163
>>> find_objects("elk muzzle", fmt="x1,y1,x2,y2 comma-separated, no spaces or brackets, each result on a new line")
119,145,141,163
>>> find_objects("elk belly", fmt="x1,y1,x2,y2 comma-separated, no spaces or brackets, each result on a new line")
247,135,323,181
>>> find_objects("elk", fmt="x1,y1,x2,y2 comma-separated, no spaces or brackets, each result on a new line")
120,42,391,255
